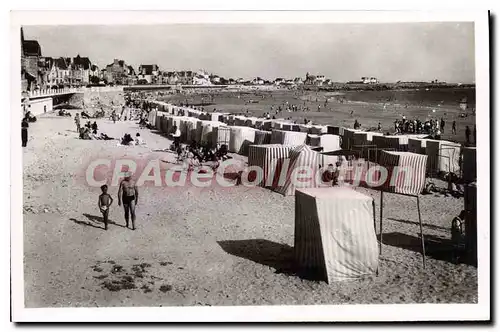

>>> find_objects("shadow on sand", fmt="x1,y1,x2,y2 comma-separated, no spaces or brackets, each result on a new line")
217,239,324,281
69,213,127,230
381,232,476,266
387,218,449,232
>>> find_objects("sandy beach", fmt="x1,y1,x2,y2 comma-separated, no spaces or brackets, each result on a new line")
23,94,477,307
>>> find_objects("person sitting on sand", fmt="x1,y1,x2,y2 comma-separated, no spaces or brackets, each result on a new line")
121,133,134,145
99,133,114,140
135,133,146,146
82,128,92,140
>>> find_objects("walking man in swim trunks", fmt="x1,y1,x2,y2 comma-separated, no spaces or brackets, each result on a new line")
118,172,139,230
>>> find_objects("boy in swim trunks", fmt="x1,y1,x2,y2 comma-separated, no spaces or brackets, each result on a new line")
98,184,113,230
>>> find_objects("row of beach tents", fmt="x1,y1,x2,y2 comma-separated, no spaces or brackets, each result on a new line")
147,101,477,184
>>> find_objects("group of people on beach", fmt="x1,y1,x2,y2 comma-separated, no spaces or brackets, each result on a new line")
391,114,476,143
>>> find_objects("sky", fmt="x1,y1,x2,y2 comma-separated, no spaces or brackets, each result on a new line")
22,23,475,83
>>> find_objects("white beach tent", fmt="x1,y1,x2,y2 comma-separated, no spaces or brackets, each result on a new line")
307,134,341,152
294,187,378,282
229,126,256,155
200,121,224,146
425,139,461,174
270,130,307,146
309,125,328,135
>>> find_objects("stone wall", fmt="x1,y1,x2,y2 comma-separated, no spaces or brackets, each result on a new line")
68,92,84,108
27,97,53,116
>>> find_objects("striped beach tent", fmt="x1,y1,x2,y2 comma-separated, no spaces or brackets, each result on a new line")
327,125,341,135
254,130,272,145
341,128,361,150
200,121,223,146
234,116,246,126
294,187,378,282
378,151,428,196
372,135,388,150
377,151,429,268
298,124,311,133
464,182,477,263
274,145,321,196
309,125,328,135
462,147,476,183
212,126,231,149
261,120,272,131
248,144,292,187
148,109,157,127
185,120,197,144
211,112,223,122
160,116,169,134
385,135,409,151
408,138,427,155
229,126,256,155
270,130,307,146
425,139,461,175
155,114,163,131
244,117,259,128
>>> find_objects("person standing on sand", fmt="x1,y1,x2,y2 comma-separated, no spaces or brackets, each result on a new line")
440,118,445,133
452,121,457,135
74,113,81,133
21,116,29,147
118,173,138,230
377,122,382,132
98,184,113,230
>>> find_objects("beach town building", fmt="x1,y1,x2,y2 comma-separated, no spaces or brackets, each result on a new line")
126,66,137,85
105,59,129,85
42,57,72,87
69,55,92,86
274,78,285,85
304,73,327,86
38,55,96,87
193,70,212,85
21,27,42,92
362,77,379,84
162,71,178,85
210,75,221,84
178,71,195,85
161,71,195,85
294,77,304,85
137,64,160,84
252,77,265,85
